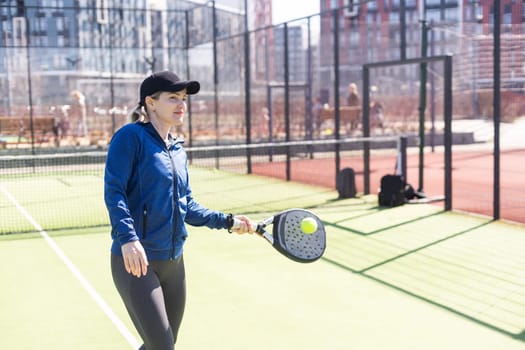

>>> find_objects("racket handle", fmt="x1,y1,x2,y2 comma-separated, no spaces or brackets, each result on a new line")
233,217,272,243
232,217,256,232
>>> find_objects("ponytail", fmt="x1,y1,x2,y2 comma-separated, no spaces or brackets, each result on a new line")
129,92,161,123
128,103,148,123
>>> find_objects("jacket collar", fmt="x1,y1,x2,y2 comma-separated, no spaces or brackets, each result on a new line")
138,121,185,149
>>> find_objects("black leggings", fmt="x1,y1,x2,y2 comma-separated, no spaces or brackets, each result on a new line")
111,254,186,350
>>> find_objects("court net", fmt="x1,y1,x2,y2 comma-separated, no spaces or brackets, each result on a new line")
0,136,404,234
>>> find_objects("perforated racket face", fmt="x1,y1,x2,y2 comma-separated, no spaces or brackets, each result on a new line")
274,209,326,262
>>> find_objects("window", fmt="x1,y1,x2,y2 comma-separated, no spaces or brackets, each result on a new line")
426,9,442,22
57,17,65,32
425,0,442,6
344,0,358,18
503,5,511,25
13,17,26,46
366,13,374,25
444,7,459,22
96,0,108,24
349,29,359,45
38,16,47,32
138,27,148,49
389,12,400,23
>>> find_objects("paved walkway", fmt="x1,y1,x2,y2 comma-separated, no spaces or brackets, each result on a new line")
452,117,525,148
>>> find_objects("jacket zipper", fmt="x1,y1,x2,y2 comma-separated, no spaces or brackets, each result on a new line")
142,204,147,239
167,147,178,260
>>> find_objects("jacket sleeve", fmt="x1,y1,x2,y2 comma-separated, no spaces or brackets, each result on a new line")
104,127,140,244
184,176,229,230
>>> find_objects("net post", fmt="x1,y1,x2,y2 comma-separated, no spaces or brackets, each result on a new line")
399,136,407,181
362,66,370,194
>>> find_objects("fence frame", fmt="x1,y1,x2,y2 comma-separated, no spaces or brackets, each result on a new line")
363,55,453,211
0,1,519,222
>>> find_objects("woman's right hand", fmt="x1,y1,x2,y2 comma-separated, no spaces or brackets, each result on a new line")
121,240,149,277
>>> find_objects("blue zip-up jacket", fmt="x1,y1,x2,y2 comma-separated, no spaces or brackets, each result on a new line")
104,122,229,260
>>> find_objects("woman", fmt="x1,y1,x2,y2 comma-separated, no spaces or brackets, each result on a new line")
104,71,253,350
346,83,361,131
346,83,360,107
69,90,88,138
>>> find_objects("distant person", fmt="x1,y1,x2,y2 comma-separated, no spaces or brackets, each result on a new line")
51,105,69,146
311,97,323,137
346,83,360,107
69,90,88,137
104,71,254,350
59,105,71,138
346,83,361,131
260,107,270,138
370,100,385,131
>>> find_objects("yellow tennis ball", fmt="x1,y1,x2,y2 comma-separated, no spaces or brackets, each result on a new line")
300,217,318,234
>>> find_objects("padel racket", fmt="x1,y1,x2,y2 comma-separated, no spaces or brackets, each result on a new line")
234,209,326,263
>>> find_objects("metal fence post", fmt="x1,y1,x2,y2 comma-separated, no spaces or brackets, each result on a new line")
444,55,453,211
493,0,501,220
333,9,341,185
243,0,252,174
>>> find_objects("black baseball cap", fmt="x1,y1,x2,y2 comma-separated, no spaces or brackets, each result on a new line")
139,71,200,106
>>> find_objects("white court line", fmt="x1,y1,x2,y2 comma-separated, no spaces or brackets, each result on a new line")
1,185,140,349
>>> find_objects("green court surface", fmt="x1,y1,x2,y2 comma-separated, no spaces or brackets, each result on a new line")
1,168,525,349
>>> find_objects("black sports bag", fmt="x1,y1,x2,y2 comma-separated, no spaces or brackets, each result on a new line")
378,174,406,207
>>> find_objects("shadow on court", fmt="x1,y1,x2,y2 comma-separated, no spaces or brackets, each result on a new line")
319,197,525,344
